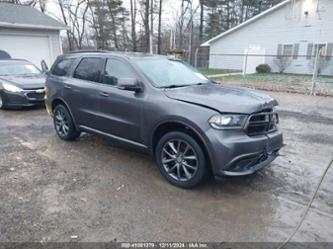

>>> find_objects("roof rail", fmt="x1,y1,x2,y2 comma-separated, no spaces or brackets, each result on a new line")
67,49,109,54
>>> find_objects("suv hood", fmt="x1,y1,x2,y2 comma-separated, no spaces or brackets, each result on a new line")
164,84,278,114
0,74,45,90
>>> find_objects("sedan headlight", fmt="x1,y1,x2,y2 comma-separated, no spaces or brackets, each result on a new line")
209,114,247,129
2,83,23,93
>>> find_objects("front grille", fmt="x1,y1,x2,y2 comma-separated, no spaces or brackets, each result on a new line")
25,90,45,100
246,109,278,136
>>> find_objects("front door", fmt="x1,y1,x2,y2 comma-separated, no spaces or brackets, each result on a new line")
96,58,144,144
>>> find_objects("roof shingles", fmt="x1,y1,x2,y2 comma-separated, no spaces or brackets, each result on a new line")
0,3,67,30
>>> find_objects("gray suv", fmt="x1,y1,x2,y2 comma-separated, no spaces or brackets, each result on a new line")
45,51,283,188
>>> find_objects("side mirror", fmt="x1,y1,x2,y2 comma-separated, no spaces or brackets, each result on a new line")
41,60,49,73
117,78,142,93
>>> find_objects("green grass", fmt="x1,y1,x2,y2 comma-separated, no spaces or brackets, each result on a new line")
215,73,333,84
197,67,240,76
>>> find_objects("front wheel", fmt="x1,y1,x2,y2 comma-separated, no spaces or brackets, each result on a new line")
155,131,208,188
53,105,81,141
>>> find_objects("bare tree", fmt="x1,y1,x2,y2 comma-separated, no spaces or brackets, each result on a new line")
130,0,137,51
58,0,73,50
157,0,162,54
150,0,154,53
143,0,150,52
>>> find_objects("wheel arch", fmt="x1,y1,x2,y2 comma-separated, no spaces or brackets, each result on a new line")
51,98,79,129
151,120,213,171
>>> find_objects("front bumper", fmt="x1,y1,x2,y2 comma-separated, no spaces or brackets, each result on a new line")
2,89,45,107
206,128,283,177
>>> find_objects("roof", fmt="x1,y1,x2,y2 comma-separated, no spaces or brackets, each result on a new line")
0,59,29,64
201,0,291,46
0,3,67,30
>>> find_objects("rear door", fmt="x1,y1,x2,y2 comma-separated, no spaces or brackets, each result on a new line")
64,57,105,128
96,57,144,144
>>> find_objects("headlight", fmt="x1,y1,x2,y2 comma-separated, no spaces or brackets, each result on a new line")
2,83,23,93
209,114,247,129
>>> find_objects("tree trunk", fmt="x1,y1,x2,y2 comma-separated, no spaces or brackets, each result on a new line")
58,1,72,51
178,0,185,49
199,1,204,42
157,0,162,54
144,0,150,53
150,0,154,53
130,0,137,51
111,14,119,50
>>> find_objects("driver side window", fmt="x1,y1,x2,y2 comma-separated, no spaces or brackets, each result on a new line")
103,59,136,86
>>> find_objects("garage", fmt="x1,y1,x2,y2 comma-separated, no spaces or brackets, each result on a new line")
0,34,52,67
0,2,66,69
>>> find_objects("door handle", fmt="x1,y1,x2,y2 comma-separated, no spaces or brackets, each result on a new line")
64,84,72,89
99,92,109,97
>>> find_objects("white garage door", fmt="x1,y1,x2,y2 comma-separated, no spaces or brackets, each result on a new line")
0,34,52,69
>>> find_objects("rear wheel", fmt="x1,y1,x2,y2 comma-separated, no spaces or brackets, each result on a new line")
53,105,81,141
155,131,208,188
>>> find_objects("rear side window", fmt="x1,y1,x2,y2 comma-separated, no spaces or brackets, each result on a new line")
73,58,104,83
52,58,75,76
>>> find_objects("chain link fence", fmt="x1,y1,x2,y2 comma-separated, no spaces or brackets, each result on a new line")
196,52,333,96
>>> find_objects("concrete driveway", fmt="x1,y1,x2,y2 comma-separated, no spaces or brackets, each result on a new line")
0,91,332,242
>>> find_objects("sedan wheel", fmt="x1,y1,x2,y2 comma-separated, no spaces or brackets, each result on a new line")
0,94,4,109
156,131,208,188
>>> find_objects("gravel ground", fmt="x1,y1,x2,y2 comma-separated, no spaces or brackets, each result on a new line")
0,91,332,243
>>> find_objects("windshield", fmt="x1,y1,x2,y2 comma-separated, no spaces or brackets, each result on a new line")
0,63,41,76
135,58,211,88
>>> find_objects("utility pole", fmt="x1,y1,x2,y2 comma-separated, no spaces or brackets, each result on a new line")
311,48,320,95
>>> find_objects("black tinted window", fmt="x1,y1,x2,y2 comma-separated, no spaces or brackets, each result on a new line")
52,58,75,76
73,58,104,83
103,59,136,85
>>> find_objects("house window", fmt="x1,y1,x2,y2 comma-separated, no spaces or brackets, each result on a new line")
316,44,326,57
307,43,328,60
283,45,293,57
277,44,299,59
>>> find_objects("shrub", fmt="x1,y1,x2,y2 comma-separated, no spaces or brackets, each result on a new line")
273,57,292,73
256,64,271,73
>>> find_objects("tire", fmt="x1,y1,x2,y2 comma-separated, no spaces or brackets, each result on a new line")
53,104,81,141
0,92,6,110
155,131,208,188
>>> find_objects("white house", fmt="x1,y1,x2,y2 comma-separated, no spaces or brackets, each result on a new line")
0,3,67,68
201,0,333,75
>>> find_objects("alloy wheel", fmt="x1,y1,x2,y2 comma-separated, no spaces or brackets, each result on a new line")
161,139,198,181
54,108,70,137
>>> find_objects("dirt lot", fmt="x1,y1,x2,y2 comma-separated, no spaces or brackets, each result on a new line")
0,91,332,242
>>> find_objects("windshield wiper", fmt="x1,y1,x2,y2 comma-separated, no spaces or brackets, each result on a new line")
163,84,190,89
163,82,211,89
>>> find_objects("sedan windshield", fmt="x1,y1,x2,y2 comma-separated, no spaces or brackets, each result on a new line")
135,58,211,88
0,63,41,76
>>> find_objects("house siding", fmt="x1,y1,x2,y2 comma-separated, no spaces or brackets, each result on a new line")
208,0,333,75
